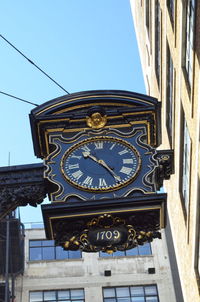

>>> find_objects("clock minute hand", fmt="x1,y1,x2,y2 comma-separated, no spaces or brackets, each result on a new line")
82,152,121,182
98,159,121,182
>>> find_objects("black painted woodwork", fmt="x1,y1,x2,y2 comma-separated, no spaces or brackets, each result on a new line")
0,163,46,220
30,90,162,159
0,90,174,253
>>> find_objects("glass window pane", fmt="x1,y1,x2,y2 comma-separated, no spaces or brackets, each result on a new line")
104,288,115,298
130,287,144,296
43,247,55,260
44,291,56,300
146,297,158,302
113,250,125,257
56,246,69,260
138,243,151,255
126,248,138,256
30,291,43,302
42,240,54,247
144,286,157,295
29,241,41,247
71,289,84,299
68,250,81,259
58,290,70,299
111,251,125,257
116,287,129,297
104,286,158,302
131,298,145,302
118,298,131,302
100,251,112,257
30,247,42,261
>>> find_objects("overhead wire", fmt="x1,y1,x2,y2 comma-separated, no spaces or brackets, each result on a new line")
0,90,39,107
0,34,70,95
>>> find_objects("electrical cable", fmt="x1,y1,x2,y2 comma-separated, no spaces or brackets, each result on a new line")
0,90,39,107
0,34,70,94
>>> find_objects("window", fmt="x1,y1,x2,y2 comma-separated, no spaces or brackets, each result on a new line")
30,289,84,302
180,113,191,213
194,178,200,281
167,0,175,26
29,240,81,261
155,0,161,87
100,243,151,257
183,0,196,87
166,43,174,146
103,285,159,302
145,0,150,36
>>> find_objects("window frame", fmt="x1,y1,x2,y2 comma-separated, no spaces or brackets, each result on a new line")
167,0,175,27
155,0,161,88
179,108,191,216
29,239,82,261
166,42,174,147
29,288,85,302
145,0,150,34
99,243,152,258
182,0,196,91
103,285,159,302
194,177,200,287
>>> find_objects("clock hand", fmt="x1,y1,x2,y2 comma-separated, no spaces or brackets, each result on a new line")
82,151,99,163
82,152,121,182
98,159,121,182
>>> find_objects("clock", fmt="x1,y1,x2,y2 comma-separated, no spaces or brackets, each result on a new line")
61,136,141,192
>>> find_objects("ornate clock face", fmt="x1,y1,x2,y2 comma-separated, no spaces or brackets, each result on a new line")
61,136,141,192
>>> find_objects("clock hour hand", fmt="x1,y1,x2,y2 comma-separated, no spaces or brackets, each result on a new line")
82,151,121,182
82,151,99,163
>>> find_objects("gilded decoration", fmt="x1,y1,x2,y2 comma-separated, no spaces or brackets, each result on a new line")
50,210,162,254
86,112,107,129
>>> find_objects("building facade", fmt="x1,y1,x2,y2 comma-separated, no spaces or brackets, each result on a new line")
130,1,200,301
10,225,176,302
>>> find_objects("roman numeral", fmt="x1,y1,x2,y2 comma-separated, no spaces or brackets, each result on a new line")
94,142,103,149
82,176,93,186
120,166,133,175
81,145,90,152
109,143,116,150
99,178,107,187
123,159,134,164
72,170,83,180
68,163,79,169
71,155,81,160
118,149,129,155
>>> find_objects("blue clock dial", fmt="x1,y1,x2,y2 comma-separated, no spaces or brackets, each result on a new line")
61,136,141,192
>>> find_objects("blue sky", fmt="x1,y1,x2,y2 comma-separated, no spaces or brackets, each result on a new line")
0,0,145,223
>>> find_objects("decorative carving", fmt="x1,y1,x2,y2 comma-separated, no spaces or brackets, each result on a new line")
30,90,162,158
53,212,161,254
0,163,47,220
86,112,107,129
87,214,125,228
154,150,174,189
45,128,159,202
0,185,46,219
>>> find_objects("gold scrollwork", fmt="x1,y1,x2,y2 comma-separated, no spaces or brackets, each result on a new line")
87,213,125,228
61,213,161,254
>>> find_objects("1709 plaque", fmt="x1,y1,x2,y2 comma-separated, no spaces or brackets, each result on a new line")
88,226,128,246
